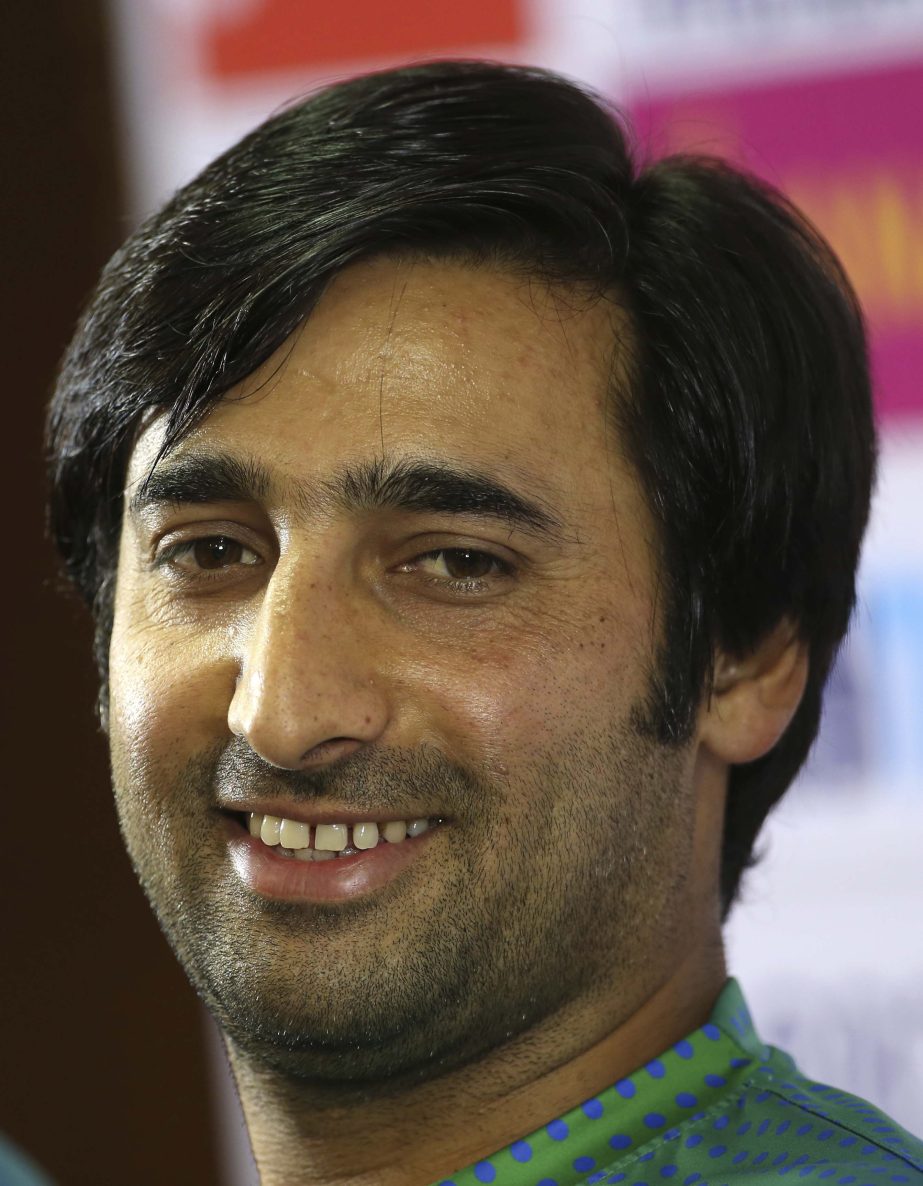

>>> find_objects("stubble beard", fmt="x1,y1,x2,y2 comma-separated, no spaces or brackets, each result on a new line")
111,718,694,1094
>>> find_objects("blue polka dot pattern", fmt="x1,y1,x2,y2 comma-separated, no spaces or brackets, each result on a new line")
438,980,923,1186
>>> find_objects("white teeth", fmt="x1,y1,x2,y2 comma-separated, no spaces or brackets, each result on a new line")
353,822,379,850
247,813,438,854
260,815,283,846
279,819,311,850
314,823,348,852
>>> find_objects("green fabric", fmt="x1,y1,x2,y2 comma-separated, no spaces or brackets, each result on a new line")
433,980,923,1186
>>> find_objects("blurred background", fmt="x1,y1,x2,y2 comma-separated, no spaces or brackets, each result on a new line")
3,1,922,1183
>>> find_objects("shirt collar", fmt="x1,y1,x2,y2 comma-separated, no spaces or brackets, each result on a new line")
435,979,769,1186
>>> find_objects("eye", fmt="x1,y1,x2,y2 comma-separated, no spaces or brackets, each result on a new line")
157,535,262,574
397,547,515,596
419,549,505,582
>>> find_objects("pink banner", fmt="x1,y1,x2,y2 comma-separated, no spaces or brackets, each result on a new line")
630,59,923,421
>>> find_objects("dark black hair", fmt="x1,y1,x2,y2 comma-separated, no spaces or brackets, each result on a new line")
47,60,876,916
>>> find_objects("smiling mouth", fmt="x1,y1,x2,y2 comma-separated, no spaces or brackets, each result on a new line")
241,812,445,861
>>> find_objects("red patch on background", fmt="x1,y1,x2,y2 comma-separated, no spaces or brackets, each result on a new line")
204,0,523,78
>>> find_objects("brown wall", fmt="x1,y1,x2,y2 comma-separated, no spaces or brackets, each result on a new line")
2,3,220,1183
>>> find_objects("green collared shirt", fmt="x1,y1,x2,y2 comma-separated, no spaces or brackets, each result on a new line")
435,981,923,1186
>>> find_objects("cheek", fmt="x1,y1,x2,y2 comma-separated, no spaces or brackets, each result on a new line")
398,603,655,774
109,599,235,781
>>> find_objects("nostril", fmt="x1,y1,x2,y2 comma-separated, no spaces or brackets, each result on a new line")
299,738,364,767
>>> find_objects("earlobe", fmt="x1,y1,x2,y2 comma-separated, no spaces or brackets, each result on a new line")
701,622,809,766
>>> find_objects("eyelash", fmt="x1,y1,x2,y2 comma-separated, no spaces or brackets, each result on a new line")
154,537,262,581
153,537,514,596
400,548,514,595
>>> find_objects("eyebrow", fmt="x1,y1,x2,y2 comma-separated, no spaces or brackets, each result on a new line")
129,451,565,540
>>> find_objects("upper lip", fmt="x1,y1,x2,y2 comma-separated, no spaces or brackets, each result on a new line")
219,801,445,826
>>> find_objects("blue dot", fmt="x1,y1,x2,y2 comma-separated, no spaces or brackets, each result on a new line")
574,1157,596,1173
705,1074,727,1088
588,1175,607,1185
677,1092,698,1108
582,1098,604,1119
754,1154,769,1166
538,1180,560,1186
758,1120,772,1136
820,1172,837,1179
839,1178,856,1184
686,1135,703,1149
738,1122,752,1136
615,1078,636,1099
713,1116,730,1131
645,1113,667,1130
840,1139,857,1149
703,1024,721,1040
608,1176,626,1184
474,1164,496,1183
892,1178,910,1183
731,1057,752,1068
775,1155,790,1167
799,1169,815,1179
609,1134,632,1151
661,1168,679,1179
675,1039,695,1059
684,1176,702,1186
547,1119,569,1141
733,1153,749,1165
437,1181,457,1185
793,1157,810,1167
640,1153,655,1163
646,1059,667,1079
709,1146,727,1159
510,1141,532,1163
798,1125,814,1136
635,1181,649,1186
778,1121,792,1135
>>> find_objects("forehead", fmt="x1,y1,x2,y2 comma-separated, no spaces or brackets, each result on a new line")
128,256,630,503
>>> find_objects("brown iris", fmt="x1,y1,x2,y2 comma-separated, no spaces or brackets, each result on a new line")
193,536,246,570
440,549,496,580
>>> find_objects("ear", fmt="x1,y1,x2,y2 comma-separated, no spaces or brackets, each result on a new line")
700,621,809,765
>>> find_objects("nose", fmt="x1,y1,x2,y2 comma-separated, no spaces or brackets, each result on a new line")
227,562,391,770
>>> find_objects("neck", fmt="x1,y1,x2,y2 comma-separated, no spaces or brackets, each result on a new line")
226,941,727,1186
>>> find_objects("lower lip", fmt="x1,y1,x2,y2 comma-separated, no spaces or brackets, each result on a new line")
223,816,440,903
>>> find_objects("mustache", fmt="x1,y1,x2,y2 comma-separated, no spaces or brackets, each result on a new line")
209,737,497,819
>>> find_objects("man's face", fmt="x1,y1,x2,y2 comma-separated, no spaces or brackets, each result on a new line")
109,258,711,1086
